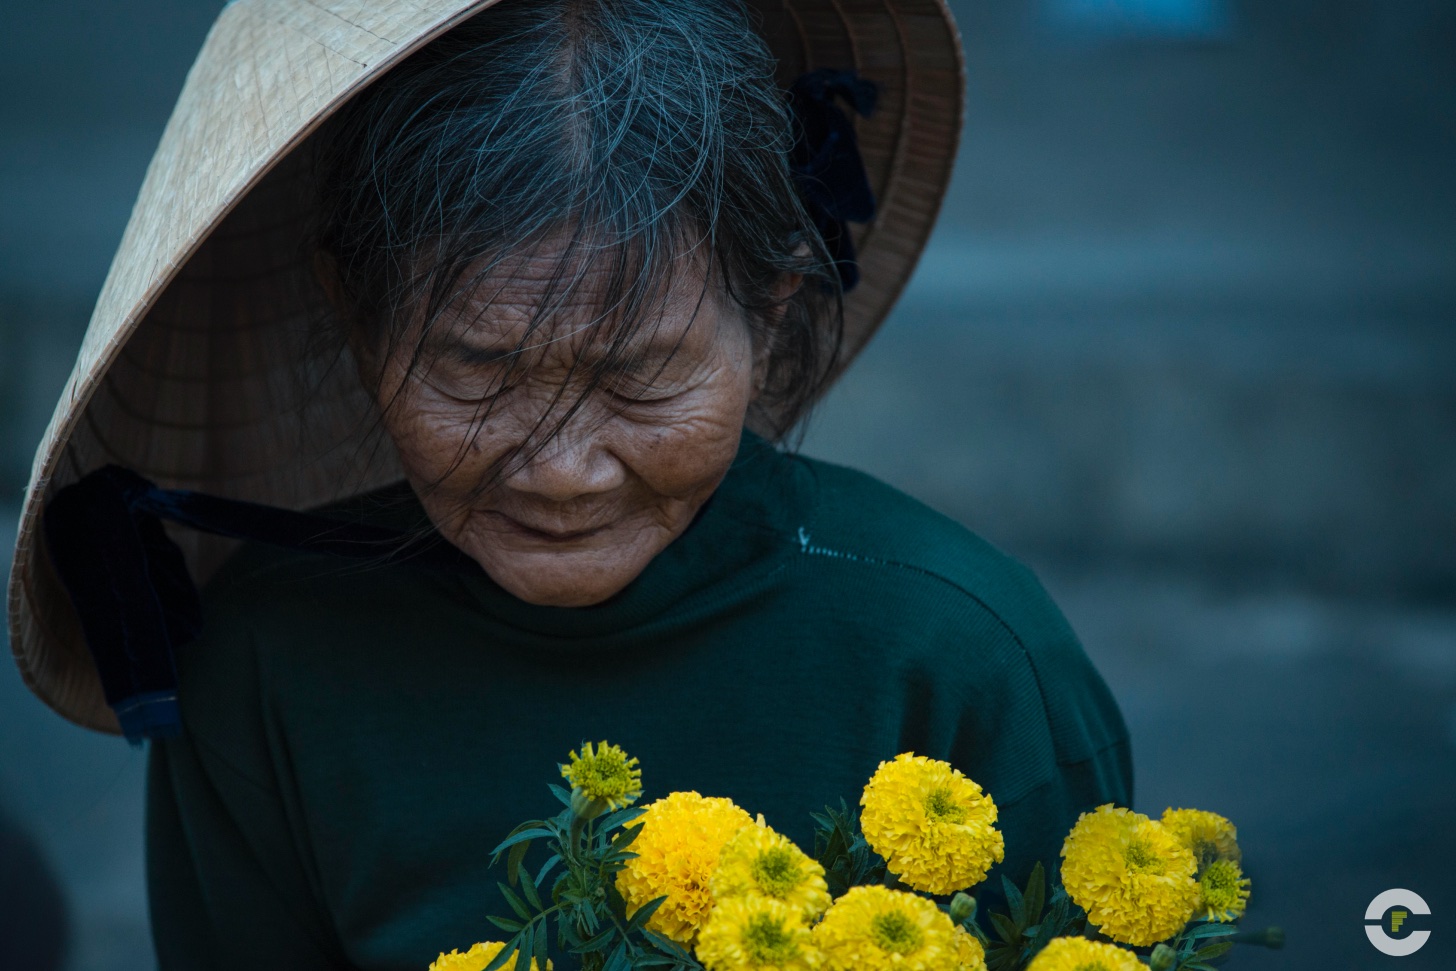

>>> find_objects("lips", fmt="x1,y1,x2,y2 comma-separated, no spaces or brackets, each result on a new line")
487,510,606,542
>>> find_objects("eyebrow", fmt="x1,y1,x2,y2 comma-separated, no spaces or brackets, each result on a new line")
424,328,687,373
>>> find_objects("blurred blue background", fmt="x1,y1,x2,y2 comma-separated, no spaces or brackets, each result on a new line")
2,1,1454,969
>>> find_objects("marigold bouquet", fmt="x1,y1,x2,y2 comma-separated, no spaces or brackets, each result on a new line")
429,743,1282,971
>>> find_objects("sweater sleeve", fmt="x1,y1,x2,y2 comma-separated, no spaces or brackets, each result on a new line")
983,735,1135,889
943,571,1135,908
147,736,346,970
145,573,349,971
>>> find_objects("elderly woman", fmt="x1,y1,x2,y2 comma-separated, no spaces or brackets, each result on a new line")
9,0,1131,968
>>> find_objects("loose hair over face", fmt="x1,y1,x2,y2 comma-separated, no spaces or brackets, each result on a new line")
312,0,843,458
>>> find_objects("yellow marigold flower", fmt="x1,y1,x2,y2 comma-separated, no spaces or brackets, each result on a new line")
1195,859,1252,922
616,791,754,944
812,885,958,971
859,753,1005,894
697,895,822,971
1060,804,1199,946
428,942,550,971
1161,808,1241,869
560,741,642,811
952,927,988,971
1025,936,1143,971
712,821,832,922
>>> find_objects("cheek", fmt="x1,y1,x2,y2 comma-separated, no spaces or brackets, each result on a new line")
617,357,757,496
379,391,501,484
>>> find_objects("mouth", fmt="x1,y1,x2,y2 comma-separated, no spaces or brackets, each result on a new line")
486,510,606,543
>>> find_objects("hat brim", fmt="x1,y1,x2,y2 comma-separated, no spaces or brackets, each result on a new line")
7,0,963,733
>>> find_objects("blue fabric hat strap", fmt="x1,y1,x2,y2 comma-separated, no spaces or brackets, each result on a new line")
788,68,879,292
42,465,475,744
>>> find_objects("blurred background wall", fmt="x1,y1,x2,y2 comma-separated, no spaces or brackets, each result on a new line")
2,1,1453,969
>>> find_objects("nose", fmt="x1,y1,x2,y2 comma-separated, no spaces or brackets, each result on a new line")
504,421,627,502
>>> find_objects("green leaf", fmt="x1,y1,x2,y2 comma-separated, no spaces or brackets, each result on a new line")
811,800,888,897
487,915,525,934
812,802,856,865
1023,862,1046,927
507,839,532,887
549,784,574,807
1001,875,1026,929
532,920,550,969
643,930,695,962
600,807,647,831
498,882,533,921
1027,893,1067,954
627,895,668,933
605,879,631,922
988,911,1021,945
518,866,543,911
515,925,535,971
984,943,1019,971
570,927,618,954
493,819,546,847
536,854,562,889
604,942,632,971
483,937,520,971
642,932,700,971
1192,941,1234,962
611,824,644,852
493,828,557,856
1182,964,1220,971
1182,923,1239,940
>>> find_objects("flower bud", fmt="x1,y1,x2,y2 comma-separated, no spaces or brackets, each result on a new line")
949,892,977,926
1255,926,1285,949
1149,943,1177,971
1233,925,1285,949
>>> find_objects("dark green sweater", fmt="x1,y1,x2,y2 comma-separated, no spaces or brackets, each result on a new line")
147,435,1131,970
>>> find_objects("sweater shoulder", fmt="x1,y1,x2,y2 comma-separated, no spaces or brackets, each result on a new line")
788,455,1129,762
790,455,1057,636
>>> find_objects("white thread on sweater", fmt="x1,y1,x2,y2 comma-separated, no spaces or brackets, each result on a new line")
796,526,866,562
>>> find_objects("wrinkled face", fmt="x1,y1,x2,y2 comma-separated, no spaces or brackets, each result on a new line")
363,252,761,607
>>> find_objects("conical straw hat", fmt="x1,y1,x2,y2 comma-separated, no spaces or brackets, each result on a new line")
7,0,964,734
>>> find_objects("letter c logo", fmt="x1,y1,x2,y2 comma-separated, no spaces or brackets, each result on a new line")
1366,889,1432,956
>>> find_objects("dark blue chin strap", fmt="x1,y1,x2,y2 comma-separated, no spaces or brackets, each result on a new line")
41,69,878,745
42,465,476,744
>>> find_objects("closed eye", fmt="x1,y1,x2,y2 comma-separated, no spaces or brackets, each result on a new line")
425,363,520,405
600,368,682,404
598,349,686,403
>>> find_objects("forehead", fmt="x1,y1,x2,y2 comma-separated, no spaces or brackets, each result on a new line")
426,239,724,359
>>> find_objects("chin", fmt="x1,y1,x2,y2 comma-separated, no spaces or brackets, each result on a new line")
478,552,645,607
496,578,631,608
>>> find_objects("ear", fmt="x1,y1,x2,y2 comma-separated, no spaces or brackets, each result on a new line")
773,268,805,305
748,337,772,402
748,269,805,401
